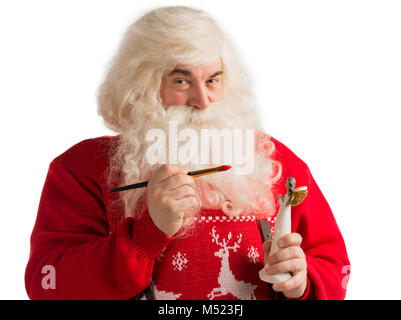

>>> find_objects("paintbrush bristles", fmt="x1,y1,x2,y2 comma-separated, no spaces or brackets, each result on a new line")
217,165,232,172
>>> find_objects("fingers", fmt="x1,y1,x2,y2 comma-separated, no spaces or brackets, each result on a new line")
264,258,306,276
151,164,188,184
263,233,303,265
149,165,196,201
272,270,307,293
160,174,195,192
266,245,305,266
175,196,199,218
146,165,199,237
276,233,302,249
263,233,305,275
262,232,307,296
170,185,196,201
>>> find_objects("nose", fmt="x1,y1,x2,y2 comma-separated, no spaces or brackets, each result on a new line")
188,84,210,110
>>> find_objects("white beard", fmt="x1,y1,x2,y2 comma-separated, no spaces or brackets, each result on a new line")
109,101,281,232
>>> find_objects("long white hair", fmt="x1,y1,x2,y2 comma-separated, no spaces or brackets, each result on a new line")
97,6,281,232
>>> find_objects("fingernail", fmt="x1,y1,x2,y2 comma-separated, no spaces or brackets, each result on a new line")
278,240,284,247
265,266,271,275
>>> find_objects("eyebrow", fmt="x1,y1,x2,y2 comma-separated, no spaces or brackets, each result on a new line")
169,69,224,78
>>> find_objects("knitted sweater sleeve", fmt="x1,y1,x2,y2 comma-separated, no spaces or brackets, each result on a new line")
25,157,171,300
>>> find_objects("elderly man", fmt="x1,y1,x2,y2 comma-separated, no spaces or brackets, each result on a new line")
25,6,350,300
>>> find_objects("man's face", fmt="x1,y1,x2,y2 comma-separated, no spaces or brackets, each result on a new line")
159,59,223,110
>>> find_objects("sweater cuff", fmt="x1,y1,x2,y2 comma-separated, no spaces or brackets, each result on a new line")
130,209,172,260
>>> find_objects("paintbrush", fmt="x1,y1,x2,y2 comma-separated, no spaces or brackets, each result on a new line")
109,165,232,193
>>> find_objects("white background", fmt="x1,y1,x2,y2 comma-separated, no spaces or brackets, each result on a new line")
1,0,400,300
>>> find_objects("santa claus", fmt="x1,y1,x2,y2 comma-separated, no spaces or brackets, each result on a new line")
25,6,350,300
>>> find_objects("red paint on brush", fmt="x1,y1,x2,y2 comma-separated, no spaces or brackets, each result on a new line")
218,165,232,172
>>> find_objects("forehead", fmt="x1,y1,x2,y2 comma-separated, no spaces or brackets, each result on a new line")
168,59,222,77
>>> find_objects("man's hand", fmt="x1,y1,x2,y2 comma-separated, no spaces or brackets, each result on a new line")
147,164,199,237
263,233,307,299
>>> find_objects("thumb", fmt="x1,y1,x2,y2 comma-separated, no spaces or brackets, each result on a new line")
263,240,272,264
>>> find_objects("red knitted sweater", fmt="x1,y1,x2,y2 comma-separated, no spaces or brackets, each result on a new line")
25,135,350,300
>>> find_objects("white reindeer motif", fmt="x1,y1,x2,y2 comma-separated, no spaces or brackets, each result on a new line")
207,227,257,300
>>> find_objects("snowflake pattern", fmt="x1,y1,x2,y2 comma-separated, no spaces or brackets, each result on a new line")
171,251,188,271
247,246,260,264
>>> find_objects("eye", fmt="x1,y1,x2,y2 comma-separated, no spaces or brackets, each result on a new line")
175,79,189,85
171,78,191,91
207,78,220,86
